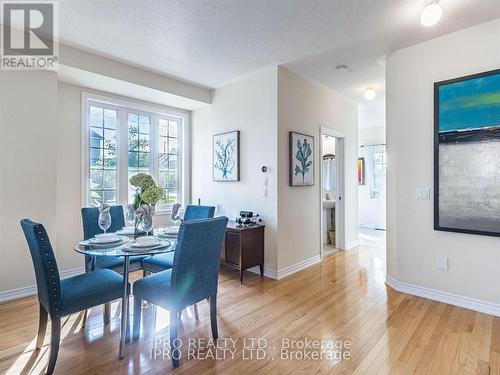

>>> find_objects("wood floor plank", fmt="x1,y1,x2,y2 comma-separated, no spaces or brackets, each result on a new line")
0,245,499,374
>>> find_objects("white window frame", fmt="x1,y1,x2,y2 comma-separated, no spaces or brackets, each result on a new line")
81,92,190,214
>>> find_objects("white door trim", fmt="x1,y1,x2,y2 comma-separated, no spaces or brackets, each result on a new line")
319,126,347,258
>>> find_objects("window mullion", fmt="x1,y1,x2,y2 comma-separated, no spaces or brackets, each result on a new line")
177,118,184,206
150,115,159,185
118,108,129,207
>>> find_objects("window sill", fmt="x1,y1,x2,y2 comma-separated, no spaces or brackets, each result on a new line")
155,207,184,216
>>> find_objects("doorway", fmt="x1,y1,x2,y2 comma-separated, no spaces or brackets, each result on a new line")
358,143,386,248
319,127,346,257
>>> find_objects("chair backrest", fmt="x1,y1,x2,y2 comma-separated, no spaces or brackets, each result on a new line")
81,205,125,240
183,205,215,222
170,217,228,309
20,219,61,317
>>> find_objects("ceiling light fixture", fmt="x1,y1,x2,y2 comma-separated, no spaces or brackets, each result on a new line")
420,1,442,27
364,88,376,101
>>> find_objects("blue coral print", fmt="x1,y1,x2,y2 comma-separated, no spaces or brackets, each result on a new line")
294,138,312,184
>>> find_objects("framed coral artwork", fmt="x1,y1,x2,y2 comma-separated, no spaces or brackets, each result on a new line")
213,130,240,181
290,131,314,186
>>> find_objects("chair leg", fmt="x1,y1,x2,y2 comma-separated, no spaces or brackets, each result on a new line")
104,302,111,325
35,303,48,350
133,297,141,342
210,296,218,340
193,304,199,320
170,310,180,368
81,309,87,328
141,271,149,306
46,317,60,375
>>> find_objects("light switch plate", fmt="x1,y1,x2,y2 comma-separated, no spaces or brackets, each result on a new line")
416,188,430,200
437,255,448,270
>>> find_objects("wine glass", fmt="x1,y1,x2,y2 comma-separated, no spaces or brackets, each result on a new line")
98,205,112,234
141,213,154,235
171,203,182,228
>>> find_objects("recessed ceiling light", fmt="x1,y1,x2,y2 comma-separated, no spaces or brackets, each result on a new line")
336,64,348,72
420,2,442,27
364,88,376,101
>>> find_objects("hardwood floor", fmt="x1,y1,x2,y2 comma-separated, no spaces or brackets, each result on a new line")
1,245,499,374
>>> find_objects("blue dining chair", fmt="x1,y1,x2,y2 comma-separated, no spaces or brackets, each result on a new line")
141,204,215,319
132,216,228,368
21,219,125,375
141,205,215,274
81,206,146,324
81,206,146,272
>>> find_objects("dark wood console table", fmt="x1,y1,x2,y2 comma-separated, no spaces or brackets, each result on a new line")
220,222,265,283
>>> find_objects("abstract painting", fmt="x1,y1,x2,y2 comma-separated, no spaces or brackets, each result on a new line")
434,68,500,236
213,130,240,181
357,157,365,185
290,131,314,186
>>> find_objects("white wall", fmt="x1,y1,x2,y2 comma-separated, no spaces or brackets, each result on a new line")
55,83,86,272
191,67,279,271
358,101,385,134
358,104,386,229
386,18,500,306
358,125,385,146
277,67,358,270
0,71,58,292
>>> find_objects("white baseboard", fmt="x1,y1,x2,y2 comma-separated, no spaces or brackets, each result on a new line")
346,240,359,249
277,255,321,279
247,266,278,280
386,275,500,317
0,267,85,303
248,255,321,280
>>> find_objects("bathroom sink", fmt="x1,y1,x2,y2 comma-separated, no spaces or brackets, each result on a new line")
323,200,335,209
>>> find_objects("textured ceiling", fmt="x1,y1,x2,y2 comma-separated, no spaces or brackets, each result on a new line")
58,0,500,105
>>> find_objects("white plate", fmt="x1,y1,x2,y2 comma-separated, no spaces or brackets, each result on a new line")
123,239,171,252
158,226,179,235
130,238,160,248
117,227,135,235
117,227,146,236
80,236,129,247
90,235,121,244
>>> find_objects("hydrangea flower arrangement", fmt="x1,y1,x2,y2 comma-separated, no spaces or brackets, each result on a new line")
129,173,164,236
129,173,164,209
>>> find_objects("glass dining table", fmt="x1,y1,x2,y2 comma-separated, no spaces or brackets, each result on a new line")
73,234,175,359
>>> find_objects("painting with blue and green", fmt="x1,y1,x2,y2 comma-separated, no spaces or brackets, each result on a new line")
439,72,500,143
